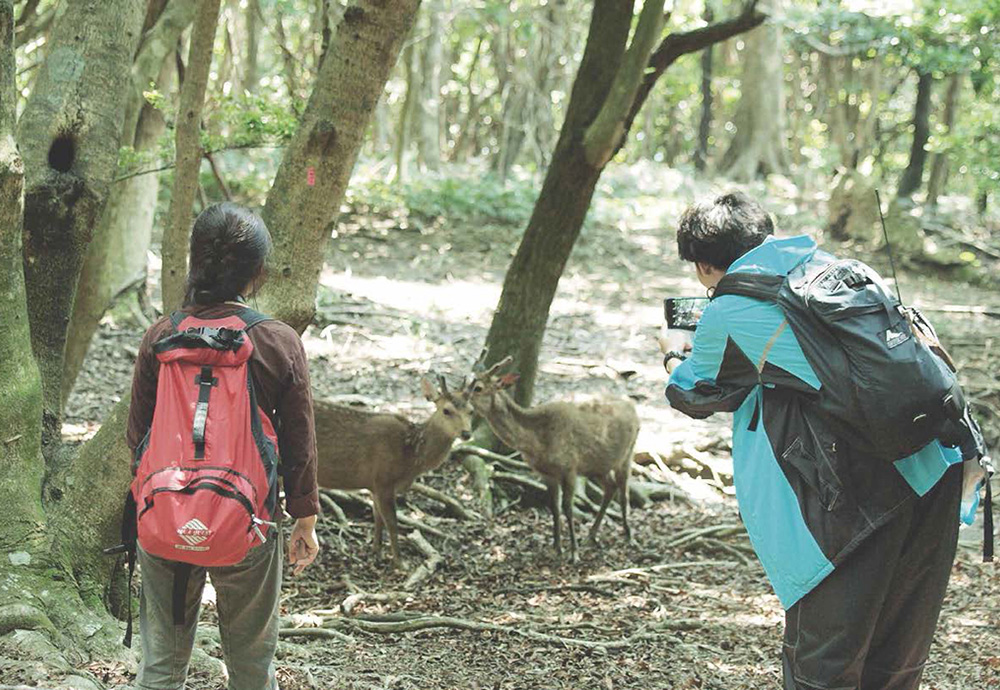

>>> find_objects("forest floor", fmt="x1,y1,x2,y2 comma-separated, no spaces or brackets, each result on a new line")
63,164,1000,690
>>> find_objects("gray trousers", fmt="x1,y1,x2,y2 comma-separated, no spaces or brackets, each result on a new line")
135,533,282,690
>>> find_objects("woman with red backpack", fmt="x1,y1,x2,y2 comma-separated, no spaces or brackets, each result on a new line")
126,202,320,689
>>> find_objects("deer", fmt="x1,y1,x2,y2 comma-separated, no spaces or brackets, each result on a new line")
314,375,473,567
465,353,639,563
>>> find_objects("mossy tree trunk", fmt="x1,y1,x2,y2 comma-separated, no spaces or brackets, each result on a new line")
161,0,223,312
63,0,198,404
16,0,145,451
480,0,765,409
0,2,150,684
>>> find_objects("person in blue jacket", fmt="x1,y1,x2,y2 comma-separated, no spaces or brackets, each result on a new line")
662,192,965,690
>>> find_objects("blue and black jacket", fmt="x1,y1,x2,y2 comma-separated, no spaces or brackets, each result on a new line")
666,235,963,609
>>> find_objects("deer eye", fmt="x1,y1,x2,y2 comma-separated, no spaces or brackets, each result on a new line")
443,408,453,417
473,383,484,393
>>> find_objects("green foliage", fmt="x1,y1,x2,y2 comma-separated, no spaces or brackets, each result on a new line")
350,172,538,227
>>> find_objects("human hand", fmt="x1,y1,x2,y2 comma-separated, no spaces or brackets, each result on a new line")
657,323,692,355
288,515,319,576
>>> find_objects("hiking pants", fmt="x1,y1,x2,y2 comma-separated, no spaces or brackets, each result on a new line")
135,532,282,690
782,462,962,690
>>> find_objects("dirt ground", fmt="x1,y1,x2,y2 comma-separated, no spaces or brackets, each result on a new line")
64,166,1000,689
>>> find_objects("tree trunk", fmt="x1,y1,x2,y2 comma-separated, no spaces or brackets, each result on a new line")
482,0,765,407
926,72,962,207
259,0,422,332
416,0,442,171
897,69,934,199
694,5,714,172
161,0,222,312
246,0,259,91
17,0,146,450
63,2,195,403
393,34,419,184
720,16,788,181
481,0,648,406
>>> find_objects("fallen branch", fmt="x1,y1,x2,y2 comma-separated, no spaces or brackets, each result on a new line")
498,583,617,598
404,531,442,590
588,559,738,583
325,615,699,649
278,627,355,643
411,482,480,521
341,591,412,616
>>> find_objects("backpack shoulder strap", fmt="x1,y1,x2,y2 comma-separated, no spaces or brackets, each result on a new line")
235,306,272,331
168,310,187,330
713,272,784,303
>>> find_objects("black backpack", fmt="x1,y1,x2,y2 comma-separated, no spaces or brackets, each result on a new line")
715,257,993,562
714,257,983,464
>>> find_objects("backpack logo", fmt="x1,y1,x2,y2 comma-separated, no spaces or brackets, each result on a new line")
883,327,911,349
176,518,212,551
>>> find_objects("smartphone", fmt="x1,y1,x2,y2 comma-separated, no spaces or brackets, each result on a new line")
663,297,708,331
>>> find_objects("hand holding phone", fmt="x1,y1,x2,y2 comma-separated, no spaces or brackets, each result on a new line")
663,297,708,331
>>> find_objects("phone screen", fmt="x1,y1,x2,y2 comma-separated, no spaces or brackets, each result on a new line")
663,297,708,331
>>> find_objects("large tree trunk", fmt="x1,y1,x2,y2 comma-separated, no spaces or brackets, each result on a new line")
0,3,144,681
259,0,422,332
17,0,146,451
483,0,765,407
897,69,934,199
161,0,222,312
720,15,788,181
63,1,197,403
926,72,962,207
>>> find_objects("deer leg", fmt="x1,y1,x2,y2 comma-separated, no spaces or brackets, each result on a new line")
560,472,578,564
589,476,616,544
372,500,384,561
618,469,632,543
374,492,402,569
543,476,562,560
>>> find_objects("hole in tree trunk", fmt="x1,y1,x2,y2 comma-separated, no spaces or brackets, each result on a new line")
48,134,76,173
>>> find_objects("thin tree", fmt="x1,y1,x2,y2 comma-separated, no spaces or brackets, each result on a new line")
897,69,934,199
161,0,223,311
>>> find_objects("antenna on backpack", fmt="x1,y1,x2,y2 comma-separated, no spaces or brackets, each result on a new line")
875,189,904,306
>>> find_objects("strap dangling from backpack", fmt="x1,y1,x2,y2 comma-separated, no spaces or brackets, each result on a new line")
984,475,994,563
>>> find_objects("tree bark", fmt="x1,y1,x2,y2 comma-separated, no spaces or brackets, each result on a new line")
63,1,195,403
161,0,222,312
694,5,715,172
416,0,442,171
720,13,788,181
485,0,765,406
17,0,146,450
926,72,962,207
897,69,934,199
246,0,259,91
259,0,422,331
393,34,419,184
0,0,46,555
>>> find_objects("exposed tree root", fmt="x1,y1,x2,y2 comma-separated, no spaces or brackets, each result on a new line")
403,532,441,590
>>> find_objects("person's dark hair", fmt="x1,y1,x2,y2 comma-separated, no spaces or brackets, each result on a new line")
184,202,272,306
676,192,774,270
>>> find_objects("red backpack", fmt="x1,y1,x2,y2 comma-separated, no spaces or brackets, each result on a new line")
131,307,279,567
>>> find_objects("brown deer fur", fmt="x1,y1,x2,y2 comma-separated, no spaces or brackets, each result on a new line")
315,378,472,565
467,357,639,562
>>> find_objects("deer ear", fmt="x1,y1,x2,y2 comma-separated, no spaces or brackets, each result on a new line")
498,373,520,389
421,377,437,401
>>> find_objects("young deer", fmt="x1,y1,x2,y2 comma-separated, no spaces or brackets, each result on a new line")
466,355,639,563
315,376,473,566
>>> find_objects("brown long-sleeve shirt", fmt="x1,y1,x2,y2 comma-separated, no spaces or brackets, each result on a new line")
126,304,320,518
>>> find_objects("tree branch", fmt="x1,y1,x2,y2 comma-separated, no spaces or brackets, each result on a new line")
614,0,766,158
